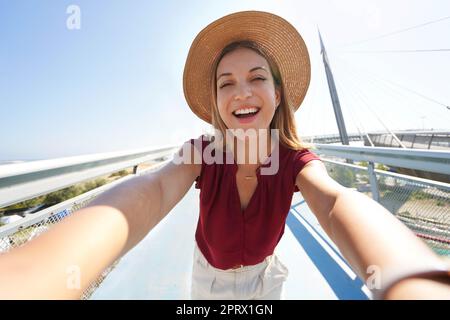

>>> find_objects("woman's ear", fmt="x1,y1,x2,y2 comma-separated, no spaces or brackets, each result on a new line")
275,87,281,108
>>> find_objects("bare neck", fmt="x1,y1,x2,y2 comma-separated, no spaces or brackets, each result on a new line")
232,131,273,173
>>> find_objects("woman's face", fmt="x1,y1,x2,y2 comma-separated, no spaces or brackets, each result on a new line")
215,48,281,133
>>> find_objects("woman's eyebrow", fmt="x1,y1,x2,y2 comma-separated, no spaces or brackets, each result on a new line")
249,66,268,73
217,66,268,81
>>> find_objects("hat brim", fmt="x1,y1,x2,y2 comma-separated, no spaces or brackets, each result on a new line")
183,10,311,124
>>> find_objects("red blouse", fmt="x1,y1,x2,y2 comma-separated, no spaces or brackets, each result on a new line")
189,135,322,270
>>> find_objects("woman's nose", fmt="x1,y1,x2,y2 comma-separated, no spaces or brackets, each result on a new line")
234,83,252,100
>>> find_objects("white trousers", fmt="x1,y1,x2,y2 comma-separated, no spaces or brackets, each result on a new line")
190,243,289,300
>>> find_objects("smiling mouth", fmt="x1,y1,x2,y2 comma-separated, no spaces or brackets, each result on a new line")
232,108,261,118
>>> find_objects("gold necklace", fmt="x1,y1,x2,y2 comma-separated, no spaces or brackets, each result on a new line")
244,175,256,180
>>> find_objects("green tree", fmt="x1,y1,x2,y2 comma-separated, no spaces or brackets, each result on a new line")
109,169,130,178
376,163,389,171
329,166,356,188
2,196,46,211
44,185,84,204
0,177,110,212
358,161,368,168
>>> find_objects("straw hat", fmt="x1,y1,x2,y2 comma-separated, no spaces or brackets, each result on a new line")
183,10,311,124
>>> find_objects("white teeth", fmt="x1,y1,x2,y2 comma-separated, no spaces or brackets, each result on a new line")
233,107,259,115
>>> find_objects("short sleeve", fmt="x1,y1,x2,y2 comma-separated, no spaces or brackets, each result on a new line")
188,135,206,190
293,148,322,192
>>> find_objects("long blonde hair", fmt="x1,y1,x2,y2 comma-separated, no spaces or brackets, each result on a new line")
209,40,312,151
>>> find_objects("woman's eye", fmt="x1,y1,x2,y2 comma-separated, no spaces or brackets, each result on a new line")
219,77,265,89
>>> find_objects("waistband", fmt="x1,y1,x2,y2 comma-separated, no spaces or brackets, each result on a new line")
194,242,274,273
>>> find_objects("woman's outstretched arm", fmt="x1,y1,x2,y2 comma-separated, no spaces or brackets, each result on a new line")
296,160,450,299
0,144,200,299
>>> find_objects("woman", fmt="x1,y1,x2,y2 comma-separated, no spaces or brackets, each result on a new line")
0,11,448,300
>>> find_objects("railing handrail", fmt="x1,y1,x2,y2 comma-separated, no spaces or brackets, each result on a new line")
0,145,178,178
0,145,179,208
0,160,170,237
2,143,448,208
313,144,450,175
321,158,450,191
302,130,450,140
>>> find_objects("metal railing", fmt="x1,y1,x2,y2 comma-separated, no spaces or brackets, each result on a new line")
0,145,178,299
314,144,450,256
302,130,450,149
0,145,178,208
366,131,450,150
0,142,448,299
313,144,450,176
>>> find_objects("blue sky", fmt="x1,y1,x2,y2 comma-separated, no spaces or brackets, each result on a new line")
1,0,449,160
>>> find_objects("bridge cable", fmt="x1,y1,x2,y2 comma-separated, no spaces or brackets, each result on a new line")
333,71,375,146
339,49,450,54
331,60,407,147
333,55,450,122
333,59,431,134
337,15,450,48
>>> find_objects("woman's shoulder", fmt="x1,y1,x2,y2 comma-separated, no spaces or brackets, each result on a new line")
286,145,321,176
189,133,213,146
185,134,215,189
280,143,315,158
185,134,213,159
